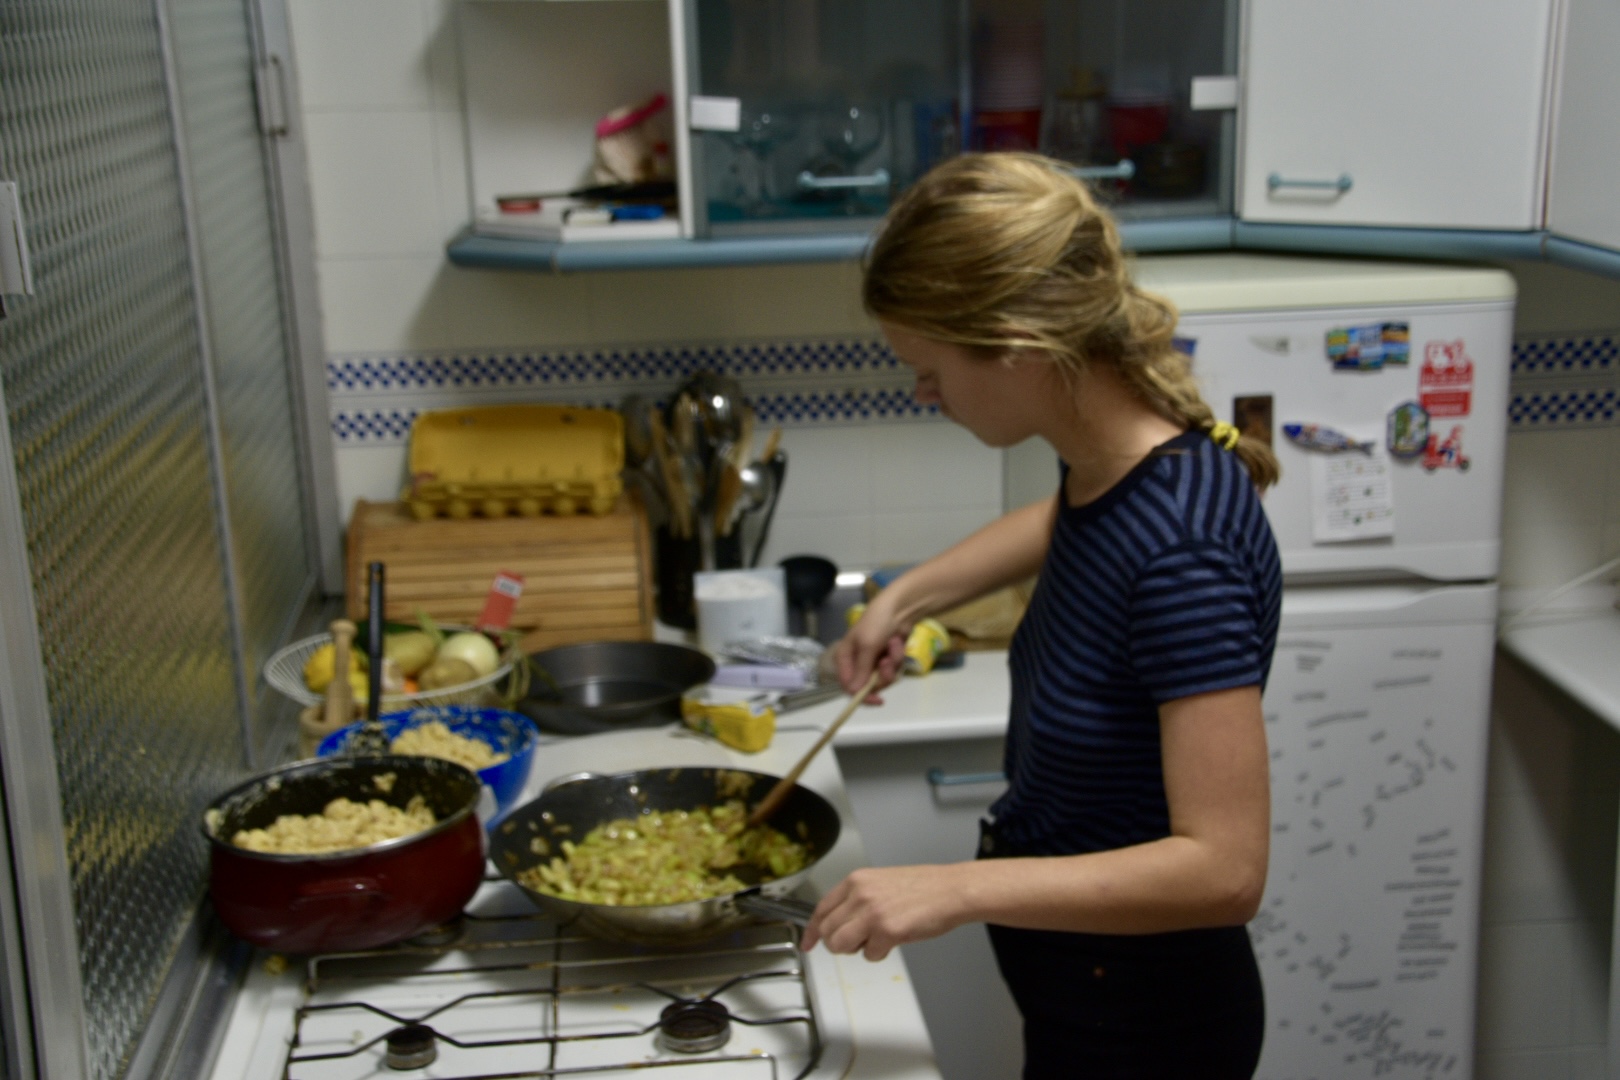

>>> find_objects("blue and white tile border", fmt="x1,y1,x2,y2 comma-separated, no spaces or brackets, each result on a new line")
1510,333,1620,431
326,337,937,443
328,332,1620,443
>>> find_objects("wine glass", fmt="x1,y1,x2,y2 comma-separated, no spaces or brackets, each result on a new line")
727,104,799,216
819,102,884,170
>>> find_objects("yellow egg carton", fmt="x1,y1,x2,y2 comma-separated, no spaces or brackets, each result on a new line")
404,404,624,520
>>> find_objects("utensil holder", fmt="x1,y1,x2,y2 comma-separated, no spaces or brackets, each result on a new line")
655,525,701,629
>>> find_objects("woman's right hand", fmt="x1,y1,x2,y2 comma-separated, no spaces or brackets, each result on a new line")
832,596,908,702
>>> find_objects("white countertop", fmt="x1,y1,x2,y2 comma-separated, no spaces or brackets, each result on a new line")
1500,608,1620,734
798,651,1011,748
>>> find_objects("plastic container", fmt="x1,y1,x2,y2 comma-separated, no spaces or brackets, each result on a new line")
693,569,788,655
405,404,624,520
317,706,540,823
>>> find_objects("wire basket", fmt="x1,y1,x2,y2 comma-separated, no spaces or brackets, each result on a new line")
264,630,522,711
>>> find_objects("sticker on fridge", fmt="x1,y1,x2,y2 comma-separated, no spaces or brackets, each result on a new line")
1385,401,1430,459
1420,424,1470,472
1311,452,1395,543
1324,321,1409,370
1418,340,1473,417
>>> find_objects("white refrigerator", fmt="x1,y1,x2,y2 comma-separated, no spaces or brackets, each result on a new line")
1143,254,1514,1079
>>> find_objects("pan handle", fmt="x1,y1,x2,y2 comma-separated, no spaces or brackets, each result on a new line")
735,887,815,926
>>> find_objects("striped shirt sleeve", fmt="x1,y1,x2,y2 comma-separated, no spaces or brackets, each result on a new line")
1127,541,1266,704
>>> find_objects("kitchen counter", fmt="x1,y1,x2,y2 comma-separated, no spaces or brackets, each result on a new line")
1499,608,1620,735
796,651,1011,748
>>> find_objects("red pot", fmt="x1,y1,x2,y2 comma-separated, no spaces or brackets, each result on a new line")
203,755,485,954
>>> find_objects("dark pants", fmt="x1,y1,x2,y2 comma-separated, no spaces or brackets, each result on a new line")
980,824,1265,1079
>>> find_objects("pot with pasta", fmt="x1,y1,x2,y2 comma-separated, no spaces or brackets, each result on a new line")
201,754,485,953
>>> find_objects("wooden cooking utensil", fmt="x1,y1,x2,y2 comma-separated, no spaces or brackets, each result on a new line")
759,425,783,466
713,460,744,537
731,406,756,471
648,410,690,538
745,669,882,829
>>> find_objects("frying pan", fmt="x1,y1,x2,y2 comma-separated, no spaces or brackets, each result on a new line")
490,767,839,944
516,641,715,736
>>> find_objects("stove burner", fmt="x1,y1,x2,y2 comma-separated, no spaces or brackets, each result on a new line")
406,917,464,948
384,1024,438,1070
656,999,732,1054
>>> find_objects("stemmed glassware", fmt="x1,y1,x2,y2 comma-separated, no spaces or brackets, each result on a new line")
727,104,799,216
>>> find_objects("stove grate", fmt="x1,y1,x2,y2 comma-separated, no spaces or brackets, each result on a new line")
279,911,825,1080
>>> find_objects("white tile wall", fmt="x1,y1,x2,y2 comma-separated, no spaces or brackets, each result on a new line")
1475,653,1619,1079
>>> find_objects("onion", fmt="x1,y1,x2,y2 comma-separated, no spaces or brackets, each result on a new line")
436,631,501,678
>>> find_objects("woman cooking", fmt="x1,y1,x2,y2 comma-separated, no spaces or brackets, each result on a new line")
801,152,1281,1079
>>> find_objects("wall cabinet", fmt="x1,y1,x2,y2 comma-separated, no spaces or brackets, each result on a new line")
1546,0,1620,254
835,738,1021,1080
447,0,1620,278
1238,0,1555,231
682,0,1238,237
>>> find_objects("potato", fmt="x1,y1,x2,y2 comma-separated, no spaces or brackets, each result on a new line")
384,631,438,677
417,656,478,691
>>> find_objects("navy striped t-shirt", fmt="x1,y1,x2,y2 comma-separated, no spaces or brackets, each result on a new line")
991,430,1282,857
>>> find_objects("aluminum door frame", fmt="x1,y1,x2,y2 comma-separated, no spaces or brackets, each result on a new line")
248,0,344,599
0,380,91,1080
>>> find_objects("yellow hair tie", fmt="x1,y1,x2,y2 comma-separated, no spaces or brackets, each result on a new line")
1209,421,1241,451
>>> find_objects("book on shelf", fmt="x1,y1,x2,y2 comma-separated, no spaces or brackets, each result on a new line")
472,203,680,243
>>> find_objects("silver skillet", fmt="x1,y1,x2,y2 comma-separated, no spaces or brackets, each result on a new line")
489,767,839,945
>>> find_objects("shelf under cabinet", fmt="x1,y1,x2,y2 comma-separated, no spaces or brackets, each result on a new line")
445,217,1237,273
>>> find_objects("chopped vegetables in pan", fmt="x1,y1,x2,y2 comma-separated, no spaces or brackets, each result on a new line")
518,800,809,906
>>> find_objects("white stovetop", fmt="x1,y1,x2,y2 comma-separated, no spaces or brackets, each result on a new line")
207,726,942,1080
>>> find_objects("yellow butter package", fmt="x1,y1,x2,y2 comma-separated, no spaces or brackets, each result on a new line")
681,692,776,753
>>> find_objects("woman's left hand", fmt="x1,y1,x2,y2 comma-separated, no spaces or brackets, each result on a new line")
800,864,973,961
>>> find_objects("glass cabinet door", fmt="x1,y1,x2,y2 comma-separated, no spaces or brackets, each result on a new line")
682,0,1234,236
1031,0,1235,218
686,0,961,235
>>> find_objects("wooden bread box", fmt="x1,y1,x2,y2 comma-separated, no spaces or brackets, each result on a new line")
345,495,654,652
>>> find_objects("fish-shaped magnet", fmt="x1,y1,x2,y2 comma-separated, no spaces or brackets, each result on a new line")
1283,422,1375,454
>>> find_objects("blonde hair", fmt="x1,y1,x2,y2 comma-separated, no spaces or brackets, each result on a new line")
863,152,1280,491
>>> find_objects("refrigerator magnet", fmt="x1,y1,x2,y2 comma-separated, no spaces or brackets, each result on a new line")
1172,335,1197,357
1418,340,1473,417
1284,422,1376,455
1379,322,1411,365
1420,424,1471,472
1385,401,1429,459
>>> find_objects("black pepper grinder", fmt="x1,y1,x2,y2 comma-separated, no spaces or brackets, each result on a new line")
351,561,390,755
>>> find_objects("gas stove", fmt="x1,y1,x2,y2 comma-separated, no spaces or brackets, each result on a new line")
223,879,853,1080
207,727,938,1080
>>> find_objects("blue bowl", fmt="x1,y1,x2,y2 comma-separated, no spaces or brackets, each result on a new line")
317,706,540,825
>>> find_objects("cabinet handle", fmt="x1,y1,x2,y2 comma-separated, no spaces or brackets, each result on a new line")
926,768,1006,788
796,168,891,191
1267,172,1353,195
1067,159,1135,182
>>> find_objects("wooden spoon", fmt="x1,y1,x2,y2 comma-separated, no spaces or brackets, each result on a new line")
745,670,882,829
